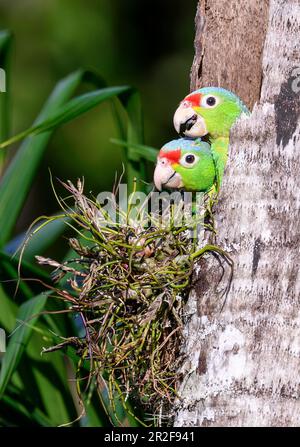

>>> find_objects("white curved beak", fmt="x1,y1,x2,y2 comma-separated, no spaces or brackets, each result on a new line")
173,103,207,138
154,157,183,191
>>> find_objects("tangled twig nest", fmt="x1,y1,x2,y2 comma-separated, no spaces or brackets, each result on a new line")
34,179,230,425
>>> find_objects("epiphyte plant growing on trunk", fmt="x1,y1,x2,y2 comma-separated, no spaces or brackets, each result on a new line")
31,177,230,426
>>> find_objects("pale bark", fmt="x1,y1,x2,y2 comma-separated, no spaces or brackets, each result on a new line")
190,0,269,108
175,0,300,427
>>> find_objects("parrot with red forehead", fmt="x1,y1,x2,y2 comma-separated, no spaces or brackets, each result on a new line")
173,87,250,189
154,138,215,192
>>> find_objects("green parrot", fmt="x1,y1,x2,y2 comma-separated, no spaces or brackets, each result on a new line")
153,138,215,192
173,87,250,189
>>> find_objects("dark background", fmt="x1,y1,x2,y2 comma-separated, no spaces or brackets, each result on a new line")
0,0,197,233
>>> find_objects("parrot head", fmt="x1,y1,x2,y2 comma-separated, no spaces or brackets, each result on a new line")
154,138,215,192
173,87,249,139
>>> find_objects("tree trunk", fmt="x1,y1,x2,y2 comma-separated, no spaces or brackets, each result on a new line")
190,0,269,109
175,0,300,427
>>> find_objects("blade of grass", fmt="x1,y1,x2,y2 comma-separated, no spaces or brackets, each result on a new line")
96,375,141,427
81,397,107,427
0,30,12,172
64,346,139,426
0,257,33,300
0,250,50,284
0,70,84,246
0,85,147,192
111,138,158,163
0,251,78,425
0,285,17,331
118,89,145,192
4,214,70,262
0,76,143,246
30,356,77,425
1,391,53,426
3,306,80,425
0,292,48,398
0,86,132,150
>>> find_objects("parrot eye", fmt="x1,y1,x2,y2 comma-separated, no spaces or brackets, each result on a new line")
185,154,195,163
180,153,199,168
201,95,220,108
206,97,216,106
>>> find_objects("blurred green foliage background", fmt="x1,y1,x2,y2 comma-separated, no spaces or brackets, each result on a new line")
0,0,197,234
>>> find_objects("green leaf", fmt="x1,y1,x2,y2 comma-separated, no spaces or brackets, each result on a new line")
0,284,17,331
117,89,146,192
2,308,79,426
29,356,75,425
3,384,54,426
111,138,158,163
0,292,48,398
0,250,50,285
81,398,106,427
0,71,144,246
0,30,12,172
0,70,85,246
4,214,70,262
0,256,33,301
96,374,141,427
64,346,140,427
0,86,131,150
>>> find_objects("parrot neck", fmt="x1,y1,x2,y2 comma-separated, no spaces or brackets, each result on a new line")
210,136,229,191
207,134,229,146
211,137,229,158
215,136,229,145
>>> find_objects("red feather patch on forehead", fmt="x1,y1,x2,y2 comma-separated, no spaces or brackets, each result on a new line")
159,148,181,164
184,92,202,106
